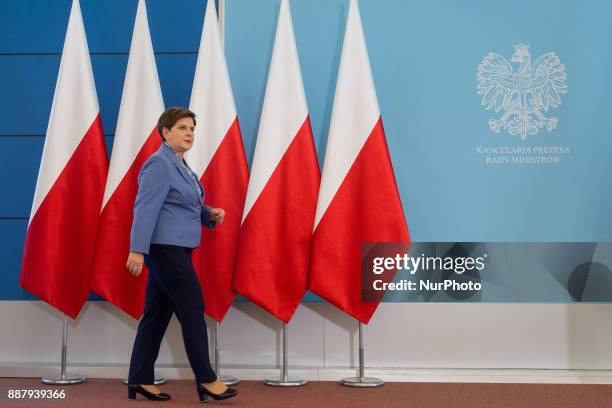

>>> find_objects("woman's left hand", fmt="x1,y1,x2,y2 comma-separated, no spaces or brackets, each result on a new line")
209,208,225,223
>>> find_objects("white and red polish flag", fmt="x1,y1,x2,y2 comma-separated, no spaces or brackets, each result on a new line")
308,0,409,324
186,0,248,322
89,0,164,319
232,0,320,323
19,0,108,319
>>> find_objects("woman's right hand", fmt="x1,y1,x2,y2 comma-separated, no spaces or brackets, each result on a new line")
126,252,145,277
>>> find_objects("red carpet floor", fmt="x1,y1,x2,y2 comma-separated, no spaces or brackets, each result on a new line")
1,378,612,407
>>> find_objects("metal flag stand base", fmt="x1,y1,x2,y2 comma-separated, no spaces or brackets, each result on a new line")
340,322,384,388
42,316,85,385
121,319,164,386
214,320,239,386
264,323,307,387
122,376,166,386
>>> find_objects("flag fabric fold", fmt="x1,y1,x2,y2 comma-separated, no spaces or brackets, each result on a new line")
308,0,409,324
186,0,249,322
20,0,108,319
233,0,320,323
89,0,165,319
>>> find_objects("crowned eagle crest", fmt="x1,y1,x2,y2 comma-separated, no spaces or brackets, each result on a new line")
477,44,567,140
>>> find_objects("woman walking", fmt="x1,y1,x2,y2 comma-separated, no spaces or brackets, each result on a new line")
125,107,238,403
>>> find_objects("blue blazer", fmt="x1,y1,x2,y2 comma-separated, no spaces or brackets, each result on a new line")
130,142,216,254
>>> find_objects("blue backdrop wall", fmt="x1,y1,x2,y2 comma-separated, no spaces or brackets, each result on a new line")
2,0,612,301
1,0,213,300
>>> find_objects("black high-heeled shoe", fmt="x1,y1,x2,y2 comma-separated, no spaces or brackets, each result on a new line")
196,383,238,402
127,384,171,401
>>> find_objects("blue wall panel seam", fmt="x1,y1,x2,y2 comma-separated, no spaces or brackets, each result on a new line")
0,52,197,56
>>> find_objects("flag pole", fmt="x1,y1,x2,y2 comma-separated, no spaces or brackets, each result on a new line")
214,320,239,385
264,323,307,386
211,0,239,387
340,321,383,387
42,315,84,385
218,0,225,46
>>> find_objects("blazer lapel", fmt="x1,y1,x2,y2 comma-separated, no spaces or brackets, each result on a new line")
162,144,203,204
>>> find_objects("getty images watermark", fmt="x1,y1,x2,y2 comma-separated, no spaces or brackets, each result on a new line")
361,243,486,302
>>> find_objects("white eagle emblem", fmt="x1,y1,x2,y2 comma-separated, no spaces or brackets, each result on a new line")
477,44,567,140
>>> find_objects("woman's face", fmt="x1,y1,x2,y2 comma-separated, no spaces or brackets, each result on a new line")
164,117,195,154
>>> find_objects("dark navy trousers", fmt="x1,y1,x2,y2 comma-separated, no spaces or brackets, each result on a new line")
128,244,217,385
